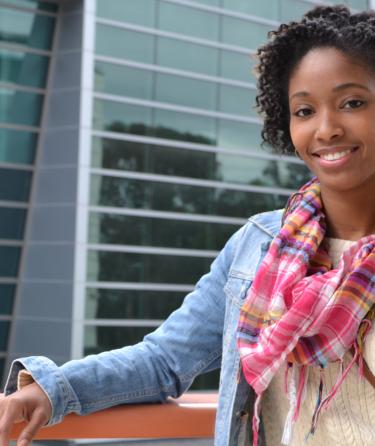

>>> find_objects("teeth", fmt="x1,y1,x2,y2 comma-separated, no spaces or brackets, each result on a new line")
321,149,352,161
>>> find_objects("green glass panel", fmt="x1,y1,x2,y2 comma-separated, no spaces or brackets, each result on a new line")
0,88,43,126
155,73,217,110
90,174,286,218
158,2,219,41
96,0,156,27
218,118,262,151
86,288,185,320
93,99,152,134
84,326,155,355
94,61,153,100
88,212,238,250
219,84,257,117
93,99,216,145
0,321,10,350
0,48,49,88
0,8,55,50
0,168,32,201
0,207,26,239
157,36,218,76
154,109,216,145
95,24,154,63
91,136,310,188
0,129,36,165
221,16,271,49
279,0,313,22
222,0,278,20
192,0,220,5
0,284,15,314
87,250,212,283
0,246,20,277
220,50,256,83
4,1,58,12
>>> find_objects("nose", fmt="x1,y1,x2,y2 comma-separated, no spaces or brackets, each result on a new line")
315,111,344,142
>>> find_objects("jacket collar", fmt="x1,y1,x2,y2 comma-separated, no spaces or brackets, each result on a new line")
248,209,283,239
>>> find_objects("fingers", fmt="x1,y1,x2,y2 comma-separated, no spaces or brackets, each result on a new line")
0,398,23,446
17,409,47,446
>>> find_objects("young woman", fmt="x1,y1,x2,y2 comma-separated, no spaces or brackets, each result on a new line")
1,5,375,446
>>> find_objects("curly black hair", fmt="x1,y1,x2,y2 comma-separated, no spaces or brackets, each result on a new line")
256,5,375,154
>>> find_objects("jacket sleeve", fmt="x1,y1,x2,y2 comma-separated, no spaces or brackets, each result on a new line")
4,223,247,426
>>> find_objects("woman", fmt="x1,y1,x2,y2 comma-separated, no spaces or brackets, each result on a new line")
1,5,375,446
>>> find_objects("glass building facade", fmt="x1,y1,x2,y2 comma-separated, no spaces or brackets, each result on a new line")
0,0,369,388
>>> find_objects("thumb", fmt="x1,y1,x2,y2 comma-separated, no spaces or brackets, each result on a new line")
17,409,47,446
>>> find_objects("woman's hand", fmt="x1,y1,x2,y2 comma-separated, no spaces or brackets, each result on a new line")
0,382,52,446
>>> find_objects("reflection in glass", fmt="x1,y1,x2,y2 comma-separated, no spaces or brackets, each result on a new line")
91,137,310,189
0,284,15,314
90,174,286,218
0,88,43,126
94,61,153,100
86,288,185,320
87,250,212,284
0,49,49,88
158,2,219,41
93,99,216,146
96,24,155,63
0,129,36,164
0,207,26,239
155,73,218,111
0,168,32,201
218,118,262,151
89,212,238,250
0,246,20,277
96,0,156,27
0,8,55,50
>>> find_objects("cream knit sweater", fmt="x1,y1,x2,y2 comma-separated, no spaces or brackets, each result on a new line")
262,238,375,446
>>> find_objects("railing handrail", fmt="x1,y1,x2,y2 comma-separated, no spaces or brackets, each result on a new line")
10,393,218,439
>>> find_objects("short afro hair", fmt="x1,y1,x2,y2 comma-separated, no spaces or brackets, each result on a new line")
256,5,375,154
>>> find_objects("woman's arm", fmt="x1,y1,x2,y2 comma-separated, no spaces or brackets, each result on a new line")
0,223,247,445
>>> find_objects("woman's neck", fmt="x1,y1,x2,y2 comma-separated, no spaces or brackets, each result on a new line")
321,187,375,240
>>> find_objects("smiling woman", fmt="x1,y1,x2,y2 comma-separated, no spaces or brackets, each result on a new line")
0,5,375,446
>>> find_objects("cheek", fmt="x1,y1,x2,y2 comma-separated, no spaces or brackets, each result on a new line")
289,122,306,151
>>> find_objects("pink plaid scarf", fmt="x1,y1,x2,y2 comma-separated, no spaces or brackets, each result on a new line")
237,178,375,445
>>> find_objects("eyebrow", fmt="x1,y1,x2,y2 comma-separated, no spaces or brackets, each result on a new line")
289,82,370,100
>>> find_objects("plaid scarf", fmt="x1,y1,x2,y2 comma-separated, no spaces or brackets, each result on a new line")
237,178,375,446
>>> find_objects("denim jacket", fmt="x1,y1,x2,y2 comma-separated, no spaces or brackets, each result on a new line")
5,209,282,446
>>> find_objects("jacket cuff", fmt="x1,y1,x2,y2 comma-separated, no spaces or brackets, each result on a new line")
4,356,80,425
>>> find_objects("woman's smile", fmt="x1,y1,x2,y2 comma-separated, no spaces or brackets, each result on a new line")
288,47,375,197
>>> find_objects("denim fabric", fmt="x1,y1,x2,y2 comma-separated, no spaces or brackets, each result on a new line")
5,209,282,446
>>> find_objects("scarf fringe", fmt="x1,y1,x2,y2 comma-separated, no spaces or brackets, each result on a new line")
281,364,308,445
252,393,262,446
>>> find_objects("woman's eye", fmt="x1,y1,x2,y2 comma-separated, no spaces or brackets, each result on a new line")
343,99,364,109
294,108,312,117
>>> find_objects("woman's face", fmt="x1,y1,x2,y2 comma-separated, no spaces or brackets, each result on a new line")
288,47,375,197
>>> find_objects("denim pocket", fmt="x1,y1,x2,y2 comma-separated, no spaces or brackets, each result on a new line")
224,275,253,309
